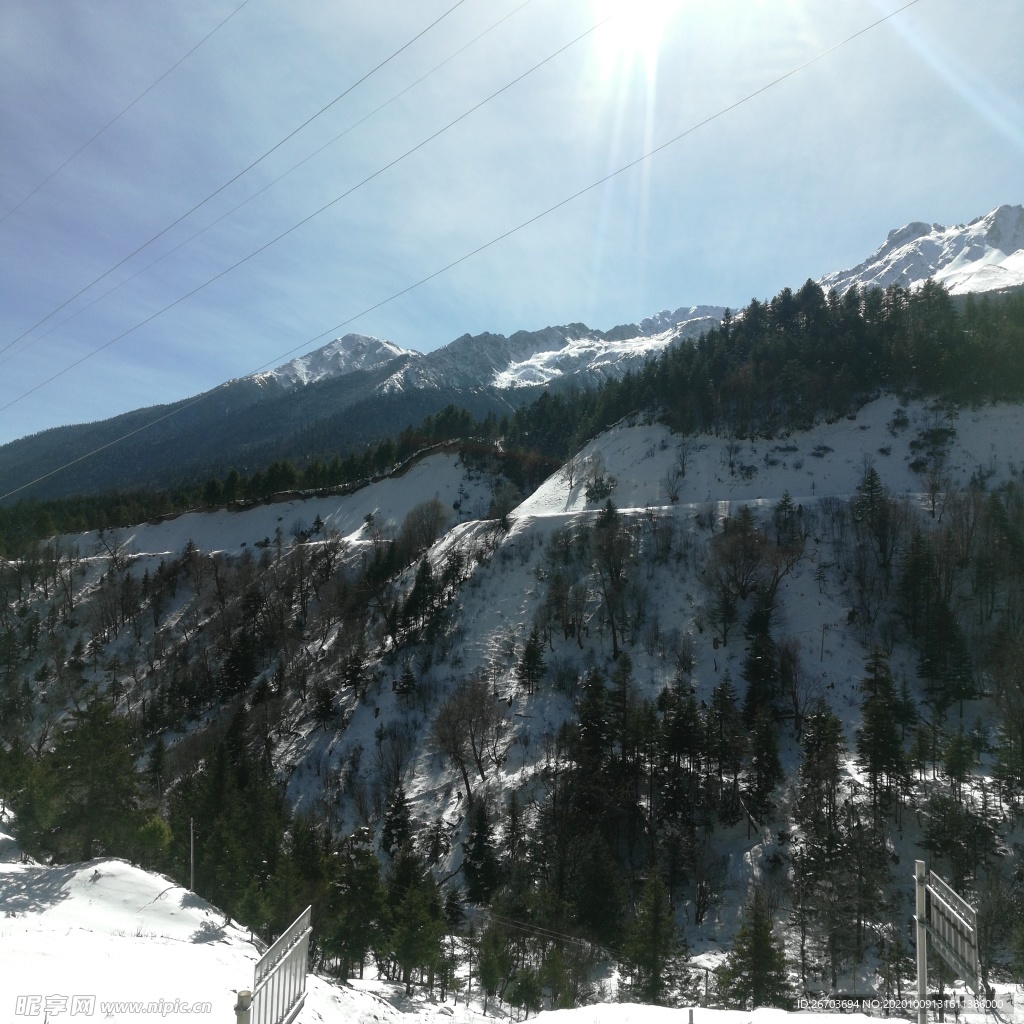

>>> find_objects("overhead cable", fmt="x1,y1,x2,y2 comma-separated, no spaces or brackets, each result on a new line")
0,0,536,370
0,9,617,414
0,0,922,501
0,0,255,226
0,0,470,356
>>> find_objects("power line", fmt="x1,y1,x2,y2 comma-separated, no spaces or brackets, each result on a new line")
0,0,923,503
260,0,927,354
0,0,537,371
0,10,617,416
0,0,255,226
0,0,471,357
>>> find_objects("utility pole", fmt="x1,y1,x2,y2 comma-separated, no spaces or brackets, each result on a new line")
190,817,195,892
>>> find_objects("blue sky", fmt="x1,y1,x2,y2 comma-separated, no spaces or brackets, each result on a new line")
1,0,1022,446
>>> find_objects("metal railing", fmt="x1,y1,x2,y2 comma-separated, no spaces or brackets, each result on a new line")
925,870,979,987
236,906,311,1024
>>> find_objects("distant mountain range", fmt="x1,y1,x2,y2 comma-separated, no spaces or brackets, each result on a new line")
0,310,727,502
247,305,725,396
819,203,1024,296
2,205,1021,503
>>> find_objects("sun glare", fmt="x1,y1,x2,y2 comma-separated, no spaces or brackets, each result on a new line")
591,0,682,82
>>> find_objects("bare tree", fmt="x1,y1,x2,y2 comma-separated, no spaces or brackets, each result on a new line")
777,638,821,740
676,439,693,479
562,451,582,490
432,673,504,800
398,497,452,558
725,437,742,476
662,465,683,504
921,452,950,520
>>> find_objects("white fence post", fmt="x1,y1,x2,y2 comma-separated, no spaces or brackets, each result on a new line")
915,860,928,1024
234,989,252,1024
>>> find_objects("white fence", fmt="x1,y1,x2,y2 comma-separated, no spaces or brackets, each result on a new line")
237,906,311,1024
924,869,980,990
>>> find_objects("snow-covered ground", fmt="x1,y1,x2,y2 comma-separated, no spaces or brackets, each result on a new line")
66,450,494,562
1,833,1017,1023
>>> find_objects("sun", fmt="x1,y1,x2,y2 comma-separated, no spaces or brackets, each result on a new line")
590,0,682,82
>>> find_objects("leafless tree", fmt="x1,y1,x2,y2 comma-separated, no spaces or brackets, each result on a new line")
398,497,452,558
662,465,683,504
561,451,582,490
676,439,693,479
690,831,727,925
944,489,982,568
777,637,821,740
432,673,504,800
97,528,128,572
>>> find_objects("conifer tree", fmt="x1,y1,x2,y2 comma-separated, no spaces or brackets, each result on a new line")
509,967,543,1019
328,827,385,979
706,675,745,821
381,784,412,859
463,800,500,903
517,625,546,695
747,706,782,820
856,649,907,810
718,885,792,1009
479,924,512,1014
624,870,684,1005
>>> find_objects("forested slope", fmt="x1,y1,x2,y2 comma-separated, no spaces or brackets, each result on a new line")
2,279,1024,1011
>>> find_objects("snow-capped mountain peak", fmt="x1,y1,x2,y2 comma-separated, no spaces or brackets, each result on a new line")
250,333,416,389
819,203,1024,296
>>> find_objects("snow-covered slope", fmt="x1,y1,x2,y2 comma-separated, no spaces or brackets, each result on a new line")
492,310,722,389
0,853,396,1024
245,309,727,397
249,333,414,388
7,398,1024,1020
820,204,1024,296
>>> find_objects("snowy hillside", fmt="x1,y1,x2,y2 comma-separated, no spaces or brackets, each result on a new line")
0,839,412,1024
820,204,1024,296
249,334,414,389
4,391,1024,1019
244,309,727,397
0,815,1017,1022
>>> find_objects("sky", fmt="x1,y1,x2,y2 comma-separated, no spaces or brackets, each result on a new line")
0,0,1022,446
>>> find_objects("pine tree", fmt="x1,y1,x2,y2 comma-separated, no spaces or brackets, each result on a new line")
381,784,412,859
855,649,907,809
45,697,143,861
747,706,782,820
463,800,500,903
509,967,543,1019
516,625,546,695
624,870,684,1005
706,675,745,822
479,924,512,1014
718,886,792,1009
327,827,385,979
773,490,798,545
